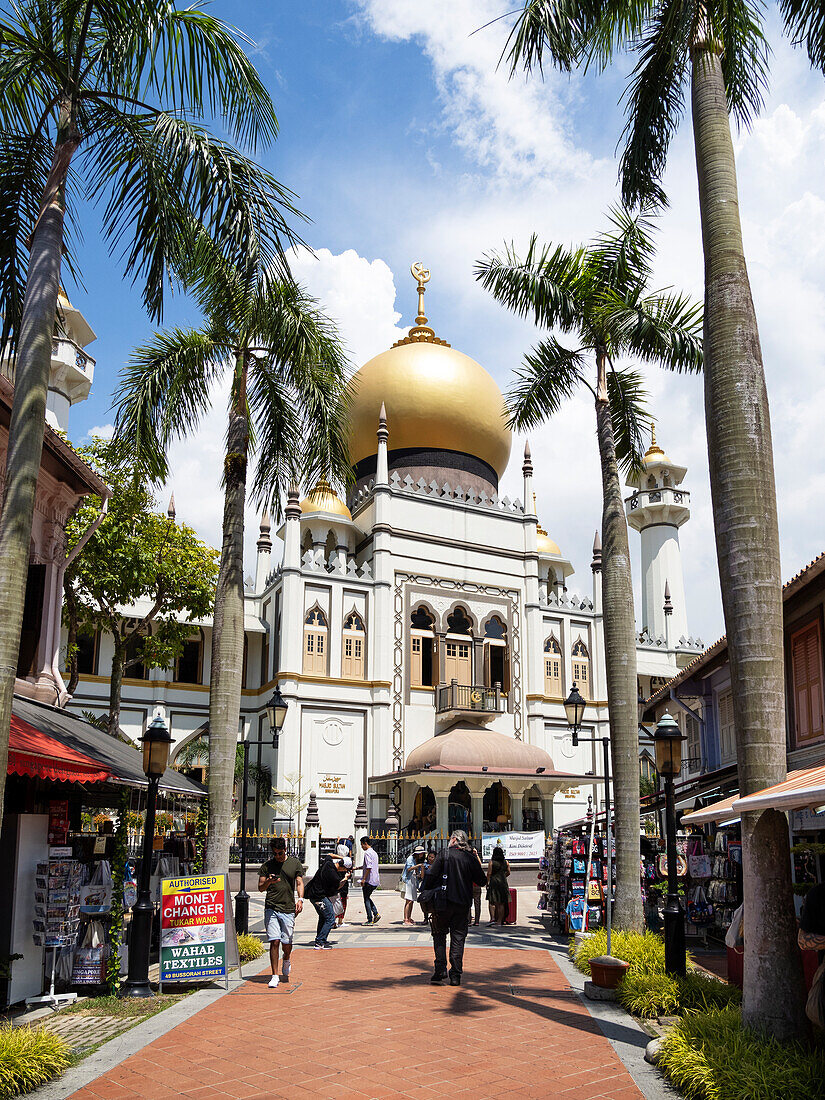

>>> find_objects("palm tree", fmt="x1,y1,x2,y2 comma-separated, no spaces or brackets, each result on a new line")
506,0,808,1040
175,732,273,810
477,207,702,932
114,249,350,876
0,0,296,833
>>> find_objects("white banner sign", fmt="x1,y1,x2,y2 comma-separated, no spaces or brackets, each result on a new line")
482,831,545,861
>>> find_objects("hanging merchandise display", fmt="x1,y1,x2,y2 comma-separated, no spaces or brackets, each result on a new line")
28,852,83,1006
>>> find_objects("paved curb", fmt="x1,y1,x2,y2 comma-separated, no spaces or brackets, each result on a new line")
27,957,271,1100
546,940,679,1100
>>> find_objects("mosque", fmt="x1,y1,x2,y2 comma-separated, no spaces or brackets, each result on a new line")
65,265,705,838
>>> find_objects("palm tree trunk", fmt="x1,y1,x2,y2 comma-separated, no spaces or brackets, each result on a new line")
205,357,249,875
0,106,79,830
594,351,643,932
691,44,806,1038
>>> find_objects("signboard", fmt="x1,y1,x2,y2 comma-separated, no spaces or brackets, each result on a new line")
482,831,545,861
160,875,229,986
792,806,825,832
48,800,69,846
318,773,347,796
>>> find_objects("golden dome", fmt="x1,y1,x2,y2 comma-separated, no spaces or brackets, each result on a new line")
300,478,352,520
347,341,511,477
537,529,562,556
346,265,511,478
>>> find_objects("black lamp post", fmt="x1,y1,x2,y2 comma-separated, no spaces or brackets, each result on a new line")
564,682,615,953
653,710,686,976
122,714,172,997
234,688,288,935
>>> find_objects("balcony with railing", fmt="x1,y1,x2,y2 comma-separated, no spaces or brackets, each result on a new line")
435,680,505,721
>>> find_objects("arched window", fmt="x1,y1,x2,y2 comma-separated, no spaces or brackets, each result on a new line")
445,606,473,685
175,630,203,684
483,616,510,692
446,606,472,634
342,610,366,680
572,638,591,700
410,606,436,688
303,606,328,676
301,529,313,557
544,635,563,697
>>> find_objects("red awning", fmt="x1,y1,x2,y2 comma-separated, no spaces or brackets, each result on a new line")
8,715,112,784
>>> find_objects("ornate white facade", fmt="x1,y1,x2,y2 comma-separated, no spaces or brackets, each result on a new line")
67,270,704,837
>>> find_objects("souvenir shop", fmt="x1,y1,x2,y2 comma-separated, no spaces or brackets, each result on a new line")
537,803,615,933
680,796,743,944
1,698,203,1008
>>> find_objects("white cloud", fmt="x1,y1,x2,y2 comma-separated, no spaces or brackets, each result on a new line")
84,423,114,442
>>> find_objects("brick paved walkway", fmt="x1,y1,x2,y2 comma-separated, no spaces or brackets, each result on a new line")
69,946,644,1100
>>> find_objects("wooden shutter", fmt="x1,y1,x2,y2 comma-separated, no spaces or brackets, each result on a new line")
792,622,824,745
483,644,491,688
411,636,422,686
502,645,511,693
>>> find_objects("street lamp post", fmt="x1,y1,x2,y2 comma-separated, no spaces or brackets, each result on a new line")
234,688,288,935
121,715,173,997
564,683,613,954
653,710,686,976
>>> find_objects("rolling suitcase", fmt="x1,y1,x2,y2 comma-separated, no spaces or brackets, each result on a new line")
504,887,517,925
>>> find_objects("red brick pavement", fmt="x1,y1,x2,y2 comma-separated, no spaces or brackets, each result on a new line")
71,948,644,1099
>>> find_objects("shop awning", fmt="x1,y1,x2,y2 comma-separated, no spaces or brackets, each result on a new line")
733,766,825,815
8,715,112,784
681,793,740,826
11,695,205,797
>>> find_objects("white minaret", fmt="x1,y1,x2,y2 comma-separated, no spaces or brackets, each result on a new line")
625,426,690,644
48,290,96,431
255,512,272,591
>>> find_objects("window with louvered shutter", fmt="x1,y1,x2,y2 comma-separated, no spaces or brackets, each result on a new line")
719,692,735,761
791,621,824,745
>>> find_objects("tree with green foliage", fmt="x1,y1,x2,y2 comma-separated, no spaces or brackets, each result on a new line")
114,238,350,878
505,0,811,1039
0,0,297,834
477,207,702,931
174,732,273,809
64,438,219,738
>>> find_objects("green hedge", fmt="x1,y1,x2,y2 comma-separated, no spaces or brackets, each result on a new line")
0,1024,70,1098
237,933,265,962
618,969,741,1018
658,1007,825,1100
570,928,670,977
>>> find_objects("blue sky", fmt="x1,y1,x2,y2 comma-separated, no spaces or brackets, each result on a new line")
65,2,825,644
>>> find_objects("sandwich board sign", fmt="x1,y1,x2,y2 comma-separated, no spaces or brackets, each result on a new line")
159,874,240,991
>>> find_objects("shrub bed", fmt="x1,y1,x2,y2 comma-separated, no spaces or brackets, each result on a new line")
0,1023,70,1097
658,1007,825,1100
618,969,741,1018
237,933,265,962
570,928,669,977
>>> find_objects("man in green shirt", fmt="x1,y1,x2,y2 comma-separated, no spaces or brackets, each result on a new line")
258,837,304,988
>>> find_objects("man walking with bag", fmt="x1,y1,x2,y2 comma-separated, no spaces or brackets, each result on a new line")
422,830,486,986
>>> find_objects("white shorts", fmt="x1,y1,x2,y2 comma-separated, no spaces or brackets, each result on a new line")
264,909,295,944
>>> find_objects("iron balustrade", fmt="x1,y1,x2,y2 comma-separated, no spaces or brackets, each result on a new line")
435,681,505,715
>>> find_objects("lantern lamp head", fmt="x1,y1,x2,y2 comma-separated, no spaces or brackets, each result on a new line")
141,714,172,779
564,683,587,744
266,687,288,734
653,710,684,777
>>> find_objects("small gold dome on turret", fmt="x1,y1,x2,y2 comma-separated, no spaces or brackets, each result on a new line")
643,422,671,466
300,478,352,520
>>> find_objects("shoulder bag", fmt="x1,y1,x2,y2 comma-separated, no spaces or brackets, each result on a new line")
419,851,450,911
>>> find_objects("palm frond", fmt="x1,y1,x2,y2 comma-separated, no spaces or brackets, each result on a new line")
586,204,658,294
606,367,650,475
503,1,643,75
715,0,770,127
115,326,227,482
781,0,825,71
0,128,82,359
83,108,303,318
618,1,692,208
506,338,587,431
601,286,704,372
475,237,586,332
246,360,305,513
